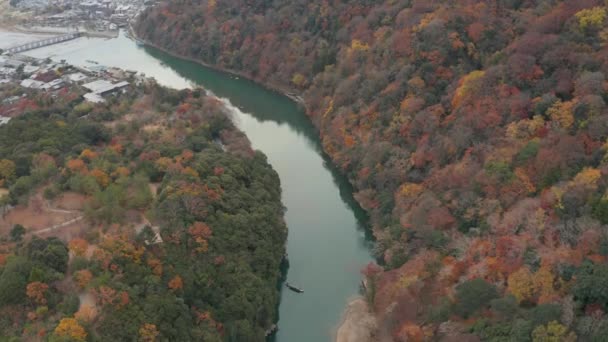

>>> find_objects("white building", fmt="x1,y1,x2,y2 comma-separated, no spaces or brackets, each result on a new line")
23,65,40,75
0,116,11,126
83,79,112,92
20,79,45,89
0,67,15,76
83,92,105,103
41,78,65,91
83,79,129,95
65,72,88,83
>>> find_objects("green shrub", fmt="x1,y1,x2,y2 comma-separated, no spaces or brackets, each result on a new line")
453,278,499,318
491,295,518,319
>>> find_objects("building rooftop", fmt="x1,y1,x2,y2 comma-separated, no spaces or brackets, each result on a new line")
82,79,112,92
0,67,15,76
20,79,45,89
83,79,128,94
23,65,41,74
85,65,107,73
41,78,64,90
84,92,105,103
1,59,25,68
66,72,88,82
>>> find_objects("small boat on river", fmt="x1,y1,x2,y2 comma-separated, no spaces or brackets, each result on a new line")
285,282,304,293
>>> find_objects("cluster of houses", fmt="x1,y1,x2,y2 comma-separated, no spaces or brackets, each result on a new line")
13,0,153,33
81,79,130,103
0,53,139,126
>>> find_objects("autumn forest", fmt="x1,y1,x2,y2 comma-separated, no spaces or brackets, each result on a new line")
134,0,608,341
0,79,286,340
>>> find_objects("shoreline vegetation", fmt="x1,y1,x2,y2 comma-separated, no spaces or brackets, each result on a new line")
129,26,306,107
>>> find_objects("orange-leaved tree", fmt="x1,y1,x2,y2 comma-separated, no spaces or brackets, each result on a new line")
26,282,49,306
90,168,110,188
73,269,93,289
66,158,87,174
68,238,89,257
188,222,212,253
168,275,184,291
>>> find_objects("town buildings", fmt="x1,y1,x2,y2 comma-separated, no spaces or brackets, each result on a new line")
1,52,134,116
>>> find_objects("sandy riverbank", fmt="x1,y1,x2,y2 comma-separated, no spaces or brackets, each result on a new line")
335,297,377,342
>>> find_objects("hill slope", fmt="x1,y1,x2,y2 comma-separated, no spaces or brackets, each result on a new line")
138,1,608,340
0,78,286,341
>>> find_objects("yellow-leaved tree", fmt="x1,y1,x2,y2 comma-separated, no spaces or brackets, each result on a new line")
547,100,575,129
139,323,160,342
0,159,16,186
291,73,307,88
533,266,558,304
576,7,607,31
507,266,535,303
54,317,87,342
452,70,485,108
532,321,576,342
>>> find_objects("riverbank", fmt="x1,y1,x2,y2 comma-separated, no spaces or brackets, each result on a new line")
13,25,119,38
0,25,119,51
335,297,377,342
130,27,306,107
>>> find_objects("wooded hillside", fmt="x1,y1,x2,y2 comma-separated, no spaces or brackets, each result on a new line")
137,0,608,340
0,80,286,341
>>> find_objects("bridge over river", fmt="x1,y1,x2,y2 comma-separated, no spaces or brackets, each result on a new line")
4,32,82,54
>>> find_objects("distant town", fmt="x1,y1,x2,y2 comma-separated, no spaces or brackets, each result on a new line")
0,0,156,127
0,53,147,125
4,0,153,36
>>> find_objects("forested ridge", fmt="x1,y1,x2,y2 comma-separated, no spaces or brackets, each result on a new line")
137,0,608,340
0,80,286,340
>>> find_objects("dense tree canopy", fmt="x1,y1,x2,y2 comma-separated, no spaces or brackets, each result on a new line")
0,80,286,341
137,0,608,340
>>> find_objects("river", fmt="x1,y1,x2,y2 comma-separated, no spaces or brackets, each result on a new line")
24,32,374,342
